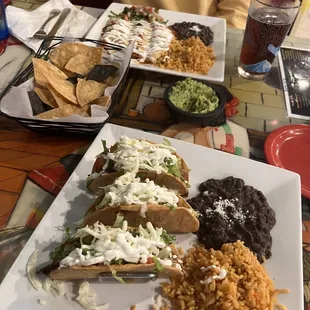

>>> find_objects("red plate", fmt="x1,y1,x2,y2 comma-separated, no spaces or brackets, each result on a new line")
265,124,310,198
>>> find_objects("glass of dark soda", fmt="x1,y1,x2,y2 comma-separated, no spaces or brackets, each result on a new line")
238,0,300,80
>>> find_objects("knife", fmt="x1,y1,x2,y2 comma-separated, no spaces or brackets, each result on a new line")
43,8,71,50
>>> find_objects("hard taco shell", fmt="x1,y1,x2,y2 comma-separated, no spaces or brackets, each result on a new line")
80,197,199,233
50,262,182,281
88,142,190,197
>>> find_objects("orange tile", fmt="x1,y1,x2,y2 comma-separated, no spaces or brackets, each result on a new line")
36,141,90,157
0,130,39,141
0,173,27,194
303,231,310,244
0,137,58,150
1,154,59,171
0,167,24,182
0,191,19,228
42,162,63,169
0,136,89,153
304,221,310,232
0,149,33,163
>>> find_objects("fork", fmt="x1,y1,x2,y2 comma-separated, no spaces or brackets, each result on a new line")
32,9,61,40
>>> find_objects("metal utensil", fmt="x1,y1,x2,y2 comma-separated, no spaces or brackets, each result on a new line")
43,8,71,50
98,272,157,283
32,9,61,40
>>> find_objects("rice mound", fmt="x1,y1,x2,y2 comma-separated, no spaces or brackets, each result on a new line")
156,37,215,75
161,241,288,310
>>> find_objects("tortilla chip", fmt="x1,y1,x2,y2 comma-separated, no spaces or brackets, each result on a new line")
48,42,91,70
34,87,58,108
46,76,78,104
47,84,73,107
104,71,119,86
76,79,107,107
65,47,103,76
36,104,75,119
32,58,67,87
92,96,110,108
73,107,89,117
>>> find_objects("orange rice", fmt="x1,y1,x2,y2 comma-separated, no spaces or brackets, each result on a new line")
161,241,289,310
156,37,215,75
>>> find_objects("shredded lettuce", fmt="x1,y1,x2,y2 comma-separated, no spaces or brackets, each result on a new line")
65,227,71,239
111,259,124,265
153,256,164,273
164,157,181,178
163,138,171,146
101,140,109,155
111,270,126,284
95,195,111,210
113,213,124,228
167,204,176,211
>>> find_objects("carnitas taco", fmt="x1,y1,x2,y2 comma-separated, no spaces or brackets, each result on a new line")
82,173,199,233
46,220,182,281
87,136,190,196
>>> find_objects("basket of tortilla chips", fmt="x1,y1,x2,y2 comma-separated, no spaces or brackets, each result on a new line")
0,37,131,135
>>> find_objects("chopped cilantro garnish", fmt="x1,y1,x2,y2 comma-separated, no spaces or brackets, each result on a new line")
161,231,176,245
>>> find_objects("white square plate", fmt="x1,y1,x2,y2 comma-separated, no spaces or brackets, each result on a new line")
0,124,302,309
86,3,226,82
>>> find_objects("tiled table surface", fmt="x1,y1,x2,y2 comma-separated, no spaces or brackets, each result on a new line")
2,2,310,309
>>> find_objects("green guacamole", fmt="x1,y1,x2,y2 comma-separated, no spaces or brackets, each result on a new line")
169,78,219,114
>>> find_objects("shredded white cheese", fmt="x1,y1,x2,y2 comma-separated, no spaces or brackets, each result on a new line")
60,221,173,267
26,250,42,291
42,277,65,297
100,136,178,175
96,172,179,211
205,198,246,224
153,295,171,310
139,203,148,218
77,281,109,310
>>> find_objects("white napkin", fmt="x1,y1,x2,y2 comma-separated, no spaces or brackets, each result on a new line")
6,0,97,52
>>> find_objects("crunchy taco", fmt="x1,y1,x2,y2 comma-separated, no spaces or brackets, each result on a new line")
87,136,190,196
82,173,199,233
45,220,182,281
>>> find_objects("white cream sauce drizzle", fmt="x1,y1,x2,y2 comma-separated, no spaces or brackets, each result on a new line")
200,265,227,284
60,221,174,268
101,18,174,63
